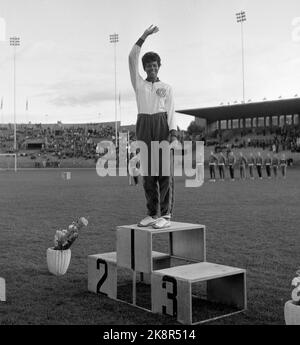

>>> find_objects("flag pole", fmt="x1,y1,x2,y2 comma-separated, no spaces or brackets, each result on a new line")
127,130,131,186
25,98,28,124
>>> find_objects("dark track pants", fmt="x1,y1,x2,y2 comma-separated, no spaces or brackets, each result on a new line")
229,165,235,179
209,165,216,179
257,165,262,178
249,165,254,178
218,165,225,179
240,166,246,179
136,113,174,218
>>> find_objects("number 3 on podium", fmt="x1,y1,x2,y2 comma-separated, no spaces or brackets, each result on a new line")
162,276,177,317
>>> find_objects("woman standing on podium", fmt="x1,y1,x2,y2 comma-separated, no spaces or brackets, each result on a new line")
129,25,179,229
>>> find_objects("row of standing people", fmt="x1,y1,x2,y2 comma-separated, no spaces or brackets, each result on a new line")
208,151,288,181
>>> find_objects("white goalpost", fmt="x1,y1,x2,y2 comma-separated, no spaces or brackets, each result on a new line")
0,153,17,172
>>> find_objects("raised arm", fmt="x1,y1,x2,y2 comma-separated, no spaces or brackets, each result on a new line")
138,25,159,46
129,25,159,91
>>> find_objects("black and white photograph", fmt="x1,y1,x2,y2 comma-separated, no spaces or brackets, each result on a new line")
0,0,300,336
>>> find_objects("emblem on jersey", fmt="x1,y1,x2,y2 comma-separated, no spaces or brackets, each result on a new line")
156,88,167,97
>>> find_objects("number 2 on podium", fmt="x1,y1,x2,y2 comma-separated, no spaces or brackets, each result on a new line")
96,259,108,295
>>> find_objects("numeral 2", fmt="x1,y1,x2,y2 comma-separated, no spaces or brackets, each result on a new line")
96,258,108,295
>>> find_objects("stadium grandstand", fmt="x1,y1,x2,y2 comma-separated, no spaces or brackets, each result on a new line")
177,97,300,155
0,121,137,169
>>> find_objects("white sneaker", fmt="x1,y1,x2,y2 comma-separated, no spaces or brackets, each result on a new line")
137,216,158,227
152,217,171,229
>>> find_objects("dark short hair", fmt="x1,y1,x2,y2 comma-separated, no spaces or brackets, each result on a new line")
142,51,161,69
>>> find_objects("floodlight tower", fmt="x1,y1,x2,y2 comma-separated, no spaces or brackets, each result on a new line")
10,36,20,151
236,11,246,103
109,33,119,148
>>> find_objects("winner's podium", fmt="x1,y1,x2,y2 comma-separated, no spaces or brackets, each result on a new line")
88,222,247,324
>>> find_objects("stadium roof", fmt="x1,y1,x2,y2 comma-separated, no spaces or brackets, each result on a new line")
176,97,300,123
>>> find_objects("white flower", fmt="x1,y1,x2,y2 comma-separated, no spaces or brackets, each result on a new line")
292,277,300,287
79,217,88,226
55,230,65,241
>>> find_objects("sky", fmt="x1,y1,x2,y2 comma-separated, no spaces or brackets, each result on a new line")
0,0,300,129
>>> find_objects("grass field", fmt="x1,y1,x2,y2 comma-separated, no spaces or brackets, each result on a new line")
0,166,299,325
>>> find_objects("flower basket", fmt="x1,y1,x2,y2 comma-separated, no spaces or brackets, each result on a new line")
47,247,71,276
47,217,88,276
